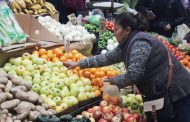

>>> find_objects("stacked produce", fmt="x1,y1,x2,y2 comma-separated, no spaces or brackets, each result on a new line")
84,23,99,34
3,52,100,113
0,2,27,47
9,0,57,15
78,100,145,122
38,16,96,41
105,21,114,31
120,94,143,114
0,68,55,121
33,47,119,91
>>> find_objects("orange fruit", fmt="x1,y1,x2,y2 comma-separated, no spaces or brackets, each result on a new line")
89,68,96,74
106,71,115,77
59,46,64,50
53,48,61,54
52,57,59,62
99,71,106,77
41,55,48,60
60,56,67,62
72,58,77,62
83,71,91,78
90,74,95,79
91,79,98,86
71,50,79,54
47,52,54,60
94,71,101,78
56,50,63,58
94,90,101,97
39,48,47,56
74,54,81,60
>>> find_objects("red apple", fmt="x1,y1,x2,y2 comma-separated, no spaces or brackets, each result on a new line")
111,115,121,122
121,108,129,113
123,113,132,121
87,108,93,113
100,101,108,108
126,116,136,122
133,113,140,120
104,113,113,121
93,111,103,121
98,119,108,122
92,106,101,112
112,106,121,115
102,106,112,114
108,104,115,110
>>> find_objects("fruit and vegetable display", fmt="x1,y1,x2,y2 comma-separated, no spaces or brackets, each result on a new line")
78,100,145,122
3,52,100,113
32,47,119,91
105,21,114,31
0,2,27,47
84,23,99,34
9,0,57,15
38,16,96,41
0,68,56,121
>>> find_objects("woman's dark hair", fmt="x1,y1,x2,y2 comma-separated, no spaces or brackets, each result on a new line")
115,12,149,31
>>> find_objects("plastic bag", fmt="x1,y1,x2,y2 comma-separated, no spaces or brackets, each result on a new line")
102,83,120,105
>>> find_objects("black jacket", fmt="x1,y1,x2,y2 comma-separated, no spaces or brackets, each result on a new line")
136,0,186,38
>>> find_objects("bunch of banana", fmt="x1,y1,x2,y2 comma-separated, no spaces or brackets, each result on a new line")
9,0,57,15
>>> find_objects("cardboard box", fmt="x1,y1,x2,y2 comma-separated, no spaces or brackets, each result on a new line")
15,14,62,43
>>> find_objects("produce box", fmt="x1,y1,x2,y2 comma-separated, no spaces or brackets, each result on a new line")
15,14,62,43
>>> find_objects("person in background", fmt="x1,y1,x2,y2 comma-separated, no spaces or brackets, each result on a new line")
46,0,85,24
135,0,186,38
181,0,190,27
184,31,190,43
63,12,190,122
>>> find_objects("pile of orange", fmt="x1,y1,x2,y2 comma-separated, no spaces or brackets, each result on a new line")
33,47,119,91
32,47,85,62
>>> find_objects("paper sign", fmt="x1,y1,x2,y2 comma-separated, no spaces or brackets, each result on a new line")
99,19,106,32
67,13,78,25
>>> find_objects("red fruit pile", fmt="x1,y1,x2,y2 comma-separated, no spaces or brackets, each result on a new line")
79,101,146,122
106,21,114,31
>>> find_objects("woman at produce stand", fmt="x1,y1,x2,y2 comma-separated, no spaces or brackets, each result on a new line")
63,12,190,122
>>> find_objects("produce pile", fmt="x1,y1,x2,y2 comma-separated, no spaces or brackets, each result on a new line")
33,47,119,91
9,0,57,15
3,52,100,113
0,68,55,121
38,16,96,41
105,21,114,31
78,100,145,122
84,23,99,34
109,63,126,74
0,2,27,47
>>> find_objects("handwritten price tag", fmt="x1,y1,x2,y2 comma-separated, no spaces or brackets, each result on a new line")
67,13,78,25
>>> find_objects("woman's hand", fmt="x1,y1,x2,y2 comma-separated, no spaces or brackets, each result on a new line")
63,61,79,69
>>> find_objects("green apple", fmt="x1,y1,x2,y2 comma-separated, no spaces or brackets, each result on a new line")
50,76,60,83
52,67,61,73
25,65,35,72
77,92,88,101
33,78,41,84
51,88,61,97
60,103,68,110
135,94,143,103
44,67,52,73
43,72,51,77
32,70,41,76
33,74,41,79
9,58,15,64
64,78,72,86
47,98,57,109
69,75,80,83
3,65,11,72
51,72,59,77
40,94,47,100
59,73,67,79
85,86,92,92
54,61,63,67
22,59,32,66
82,78,91,86
70,96,79,105
32,84,41,92
16,65,26,75
61,86,70,98
22,53,31,59
42,76,50,81
24,75,33,82
55,106,63,113
78,87,85,92
76,80,84,87
40,87,50,95
5,63,12,67
63,97,73,107
22,71,31,77
36,65,45,73
36,58,45,65
55,81,64,89
41,81,50,87
8,70,17,75
14,57,22,66
67,70,74,76
53,96,62,105
60,67,68,73
46,62,54,67
49,83,56,89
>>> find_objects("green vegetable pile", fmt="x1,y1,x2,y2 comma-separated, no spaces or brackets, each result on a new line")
98,30,114,49
83,24,99,34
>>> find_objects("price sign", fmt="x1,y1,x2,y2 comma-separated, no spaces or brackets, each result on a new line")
67,13,78,25
99,19,106,32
